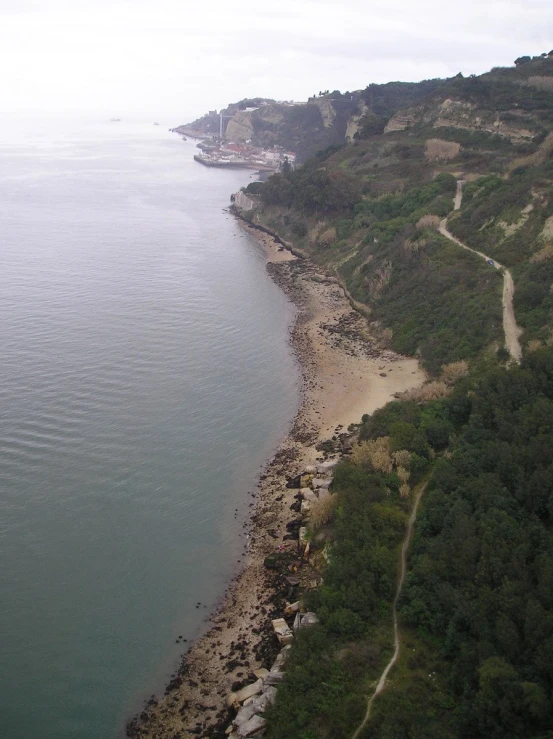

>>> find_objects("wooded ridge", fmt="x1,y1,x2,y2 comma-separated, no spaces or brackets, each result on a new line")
231,51,553,739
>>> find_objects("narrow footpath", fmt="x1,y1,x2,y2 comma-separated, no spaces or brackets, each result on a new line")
352,181,523,738
351,481,427,739
439,181,522,363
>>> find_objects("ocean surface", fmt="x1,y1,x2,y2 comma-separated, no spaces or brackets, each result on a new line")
0,118,300,739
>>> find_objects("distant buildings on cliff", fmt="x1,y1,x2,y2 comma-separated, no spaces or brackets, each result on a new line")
193,141,296,172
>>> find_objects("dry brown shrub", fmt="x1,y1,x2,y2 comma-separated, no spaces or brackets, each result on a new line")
309,494,338,531
392,450,412,469
531,242,553,263
397,467,410,485
542,216,553,242
368,260,392,299
404,238,427,253
401,381,450,403
424,138,461,161
380,327,393,348
508,132,553,173
527,339,543,352
308,221,327,245
416,214,441,231
399,483,410,498
351,437,392,473
527,76,553,92
441,360,469,385
319,227,337,246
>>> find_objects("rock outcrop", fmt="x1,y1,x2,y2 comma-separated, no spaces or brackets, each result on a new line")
384,97,541,142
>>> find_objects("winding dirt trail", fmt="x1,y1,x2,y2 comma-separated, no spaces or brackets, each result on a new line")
351,482,427,739
351,180,523,739
438,181,522,363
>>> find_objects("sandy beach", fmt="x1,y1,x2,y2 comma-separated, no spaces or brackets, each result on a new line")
126,224,425,738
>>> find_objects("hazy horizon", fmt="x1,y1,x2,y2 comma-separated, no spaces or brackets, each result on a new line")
1,0,552,124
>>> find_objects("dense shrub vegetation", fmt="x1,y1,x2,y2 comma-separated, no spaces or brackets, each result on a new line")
265,463,408,738
267,349,553,738
333,174,502,373
266,394,458,739
387,348,553,738
257,164,505,372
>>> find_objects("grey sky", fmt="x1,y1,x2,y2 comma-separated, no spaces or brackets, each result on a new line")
1,0,551,123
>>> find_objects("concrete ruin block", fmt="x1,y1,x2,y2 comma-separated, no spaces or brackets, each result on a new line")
300,612,319,629
299,474,313,488
300,499,311,515
263,670,285,687
300,488,317,501
250,686,278,713
234,705,257,727
303,465,317,475
271,645,291,672
312,477,331,489
271,618,293,645
237,714,267,737
227,679,263,707
284,600,300,616
316,459,339,475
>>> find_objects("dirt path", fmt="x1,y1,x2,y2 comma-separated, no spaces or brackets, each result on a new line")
453,179,463,211
351,482,427,739
438,181,522,363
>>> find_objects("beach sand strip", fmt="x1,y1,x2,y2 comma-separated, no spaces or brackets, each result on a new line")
126,225,425,739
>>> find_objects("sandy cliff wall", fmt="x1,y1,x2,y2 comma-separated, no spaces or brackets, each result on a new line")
225,110,255,142
383,97,540,141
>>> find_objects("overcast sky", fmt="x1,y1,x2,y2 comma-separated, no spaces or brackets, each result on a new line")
1,0,551,124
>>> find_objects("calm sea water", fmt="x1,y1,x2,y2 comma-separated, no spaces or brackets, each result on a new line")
0,118,300,739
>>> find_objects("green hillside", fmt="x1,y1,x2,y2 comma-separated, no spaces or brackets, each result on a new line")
246,53,553,372
233,51,553,739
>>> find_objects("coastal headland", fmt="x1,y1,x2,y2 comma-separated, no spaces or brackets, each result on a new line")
126,223,425,738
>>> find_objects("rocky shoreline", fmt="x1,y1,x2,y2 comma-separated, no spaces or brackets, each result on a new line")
126,227,425,739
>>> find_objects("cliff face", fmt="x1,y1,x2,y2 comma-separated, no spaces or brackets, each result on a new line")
177,96,362,162
384,97,541,142
224,110,255,142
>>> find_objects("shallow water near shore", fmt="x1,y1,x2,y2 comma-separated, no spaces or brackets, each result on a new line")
0,118,300,739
